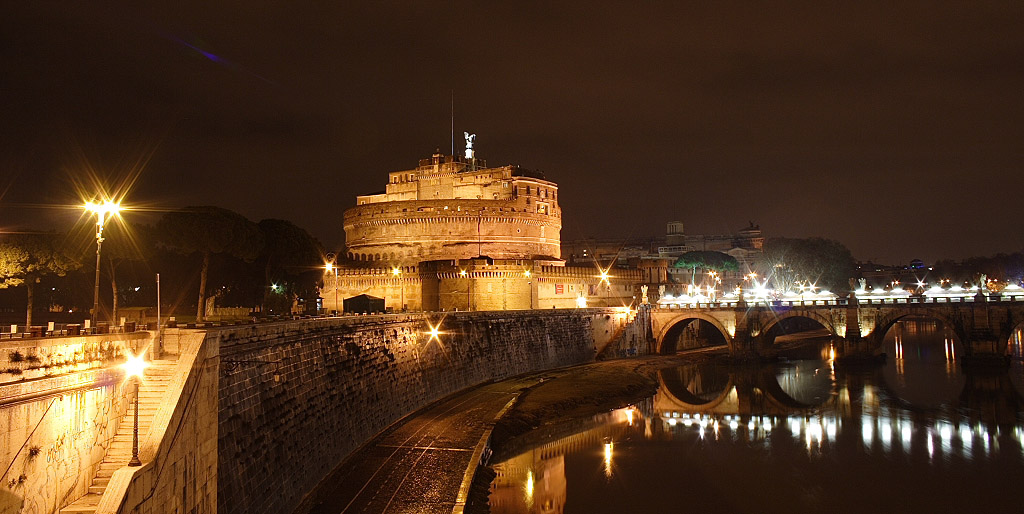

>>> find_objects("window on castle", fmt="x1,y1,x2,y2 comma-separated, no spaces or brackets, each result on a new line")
526,186,531,195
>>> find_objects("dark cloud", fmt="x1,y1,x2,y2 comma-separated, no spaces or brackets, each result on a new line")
2,1,1022,264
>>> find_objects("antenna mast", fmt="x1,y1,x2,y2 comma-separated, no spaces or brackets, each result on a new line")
450,90,455,156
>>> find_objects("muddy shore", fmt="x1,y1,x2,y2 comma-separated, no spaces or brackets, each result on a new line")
463,349,729,512
489,348,729,446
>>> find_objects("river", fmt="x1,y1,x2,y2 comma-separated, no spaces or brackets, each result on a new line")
488,320,1024,513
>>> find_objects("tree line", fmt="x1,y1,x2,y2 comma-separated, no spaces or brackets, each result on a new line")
0,206,323,327
672,238,1024,294
671,237,857,293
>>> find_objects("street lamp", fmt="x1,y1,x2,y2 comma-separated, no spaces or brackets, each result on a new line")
325,255,338,315
460,269,471,311
121,349,148,467
392,267,404,311
84,199,121,325
523,269,533,309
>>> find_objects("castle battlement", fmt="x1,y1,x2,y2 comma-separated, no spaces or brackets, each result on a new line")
344,152,561,264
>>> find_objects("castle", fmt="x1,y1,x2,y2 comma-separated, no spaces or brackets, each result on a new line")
343,150,562,263
323,141,640,313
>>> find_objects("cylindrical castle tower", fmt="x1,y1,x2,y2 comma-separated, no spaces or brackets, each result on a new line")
343,152,561,264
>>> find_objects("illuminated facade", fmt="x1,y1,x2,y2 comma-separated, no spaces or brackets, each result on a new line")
344,151,562,264
324,148,641,313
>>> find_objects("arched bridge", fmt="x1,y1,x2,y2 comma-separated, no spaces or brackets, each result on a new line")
651,294,1024,359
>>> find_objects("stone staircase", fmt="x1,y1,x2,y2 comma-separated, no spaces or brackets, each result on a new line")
60,358,178,514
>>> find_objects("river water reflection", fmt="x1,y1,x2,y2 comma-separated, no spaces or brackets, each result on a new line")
489,321,1024,513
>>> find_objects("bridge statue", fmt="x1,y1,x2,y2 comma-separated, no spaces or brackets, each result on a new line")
641,285,649,305
858,278,866,291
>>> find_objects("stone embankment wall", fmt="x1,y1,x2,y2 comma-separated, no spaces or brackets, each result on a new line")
0,332,150,513
595,305,654,358
216,309,629,514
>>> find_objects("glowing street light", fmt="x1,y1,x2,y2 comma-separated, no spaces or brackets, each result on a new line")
324,255,338,315
84,199,121,324
425,321,443,343
392,267,404,311
121,349,148,467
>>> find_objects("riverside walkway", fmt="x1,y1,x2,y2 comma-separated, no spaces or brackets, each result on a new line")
298,375,545,514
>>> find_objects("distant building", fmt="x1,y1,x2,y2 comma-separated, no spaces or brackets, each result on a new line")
561,221,765,291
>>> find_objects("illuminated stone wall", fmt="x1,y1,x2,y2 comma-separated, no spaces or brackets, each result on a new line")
322,260,642,313
0,333,150,513
108,329,217,514
344,154,561,265
343,199,561,264
215,309,633,514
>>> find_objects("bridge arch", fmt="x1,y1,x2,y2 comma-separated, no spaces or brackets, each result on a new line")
764,363,833,409
656,365,735,411
758,310,840,347
656,313,734,354
1007,320,1024,357
869,309,966,352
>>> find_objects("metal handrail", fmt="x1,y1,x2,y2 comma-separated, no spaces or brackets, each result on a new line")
0,397,56,484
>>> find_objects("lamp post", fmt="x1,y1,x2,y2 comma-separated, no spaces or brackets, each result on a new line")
524,269,533,309
325,255,338,315
121,350,148,467
392,267,403,311
84,200,121,325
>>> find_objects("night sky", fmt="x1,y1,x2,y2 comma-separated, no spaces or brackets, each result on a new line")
2,2,1022,264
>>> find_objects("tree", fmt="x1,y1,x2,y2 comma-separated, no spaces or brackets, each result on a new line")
156,207,263,321
101,221,153,324
0,233,81,327
257,219,323,311
673,251,739,285
759,237,855,293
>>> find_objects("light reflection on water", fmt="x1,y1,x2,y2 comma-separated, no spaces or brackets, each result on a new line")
489,321,1024,513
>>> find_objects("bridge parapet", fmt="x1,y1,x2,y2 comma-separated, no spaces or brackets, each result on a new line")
652,297,1024,360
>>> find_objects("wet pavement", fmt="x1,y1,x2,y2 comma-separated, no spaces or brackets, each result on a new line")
299,375,546,514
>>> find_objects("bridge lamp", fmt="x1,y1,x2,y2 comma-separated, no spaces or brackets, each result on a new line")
121,349,148,467
459,269,467,277
598,270,610,285
523,269,531,278
84,199,122,324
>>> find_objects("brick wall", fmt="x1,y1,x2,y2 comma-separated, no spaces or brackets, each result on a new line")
215,309,620,514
